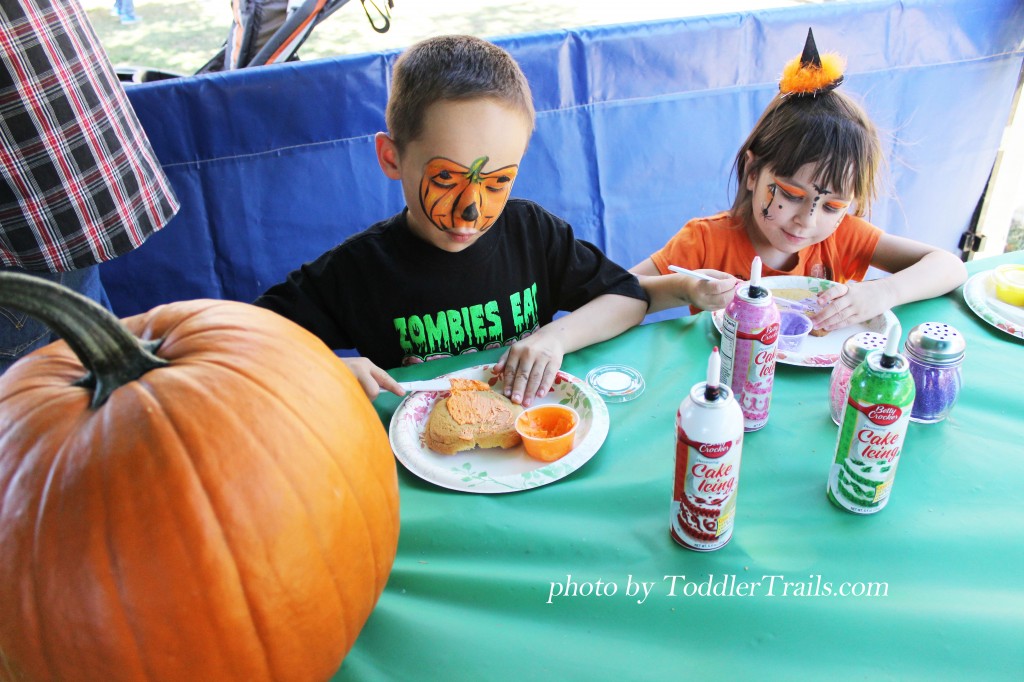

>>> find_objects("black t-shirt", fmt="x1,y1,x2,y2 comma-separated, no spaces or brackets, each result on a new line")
254,199,647,369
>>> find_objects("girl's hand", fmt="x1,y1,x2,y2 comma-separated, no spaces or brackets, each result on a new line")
493,329,565,406
686,270,739,311
810,281,895,332
630,261,737,314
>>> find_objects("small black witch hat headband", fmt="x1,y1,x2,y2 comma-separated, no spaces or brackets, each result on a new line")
779,28,846,96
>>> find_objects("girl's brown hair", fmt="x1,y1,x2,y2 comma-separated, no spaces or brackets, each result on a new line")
731,90,882,229
386,35,535,151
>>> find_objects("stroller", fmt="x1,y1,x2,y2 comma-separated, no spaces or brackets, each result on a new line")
199,0,395,73
119,0,394,83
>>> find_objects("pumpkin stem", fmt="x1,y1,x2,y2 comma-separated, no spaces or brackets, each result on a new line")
0,272,168,408
466,156,489,183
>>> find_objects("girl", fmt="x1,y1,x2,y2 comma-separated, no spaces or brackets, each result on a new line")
631,29,967,333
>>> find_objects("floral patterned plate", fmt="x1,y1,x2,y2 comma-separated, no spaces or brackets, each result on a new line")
388,364,609,493
711,276,898,368
963,270,1024,340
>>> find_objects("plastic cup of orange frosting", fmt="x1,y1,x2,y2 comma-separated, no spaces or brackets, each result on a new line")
515,404,579,462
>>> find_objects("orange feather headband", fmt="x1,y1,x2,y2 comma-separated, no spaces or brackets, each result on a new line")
779,28,846,96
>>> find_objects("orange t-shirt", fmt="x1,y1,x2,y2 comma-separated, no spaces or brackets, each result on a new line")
649,212,882,282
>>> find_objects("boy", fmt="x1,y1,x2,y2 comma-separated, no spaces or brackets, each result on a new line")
255,35,648,404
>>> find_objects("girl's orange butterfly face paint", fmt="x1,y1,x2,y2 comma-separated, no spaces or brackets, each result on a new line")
775,179,807,198
761,182,778,220
824,198,852,213
419,156,518,233
749,164,855,260
762,176,849,227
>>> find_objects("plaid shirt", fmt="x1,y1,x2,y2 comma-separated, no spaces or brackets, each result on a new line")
0,0,178,272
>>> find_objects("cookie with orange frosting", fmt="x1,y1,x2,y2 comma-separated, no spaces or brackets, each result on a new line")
425,378,523,455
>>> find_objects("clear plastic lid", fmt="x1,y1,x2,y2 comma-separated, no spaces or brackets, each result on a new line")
585,364,645,403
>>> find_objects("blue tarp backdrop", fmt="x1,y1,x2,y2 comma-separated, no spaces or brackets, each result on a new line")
107,0,1024,318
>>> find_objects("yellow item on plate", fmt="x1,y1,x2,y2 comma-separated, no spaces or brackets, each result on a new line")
993,264,1024,307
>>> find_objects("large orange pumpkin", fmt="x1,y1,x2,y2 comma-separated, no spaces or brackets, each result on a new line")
419,155,517,231
0,272,399,682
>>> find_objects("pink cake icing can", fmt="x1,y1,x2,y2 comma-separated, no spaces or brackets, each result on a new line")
719,282,780,431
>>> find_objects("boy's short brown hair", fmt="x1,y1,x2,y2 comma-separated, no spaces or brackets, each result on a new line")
385,35,536,151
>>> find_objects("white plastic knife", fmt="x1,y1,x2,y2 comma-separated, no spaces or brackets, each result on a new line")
774,297,816,312
398,379,452,392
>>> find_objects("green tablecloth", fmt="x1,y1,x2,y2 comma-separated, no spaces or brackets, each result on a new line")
340,252,1024,681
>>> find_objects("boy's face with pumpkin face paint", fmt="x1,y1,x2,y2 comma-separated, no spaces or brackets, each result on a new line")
376,98,531,253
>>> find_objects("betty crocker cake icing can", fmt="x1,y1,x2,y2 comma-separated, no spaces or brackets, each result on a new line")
671,349,745,551
827,332,915,514
720,281,780,432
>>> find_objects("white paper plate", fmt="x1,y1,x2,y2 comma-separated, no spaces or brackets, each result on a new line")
388,364,609,493
711,276,898,367
963,270,1024,340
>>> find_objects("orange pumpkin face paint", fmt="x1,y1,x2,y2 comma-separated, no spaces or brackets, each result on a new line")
419,156,518,233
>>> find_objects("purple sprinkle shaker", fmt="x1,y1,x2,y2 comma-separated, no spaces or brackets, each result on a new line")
903,322,966,424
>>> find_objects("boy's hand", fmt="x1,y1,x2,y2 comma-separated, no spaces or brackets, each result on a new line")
342,357,405,400
811,280,895,332
493,329,565,406
685,270,739,311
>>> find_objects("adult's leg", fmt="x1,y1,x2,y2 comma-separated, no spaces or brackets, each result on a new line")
0,265,110,375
